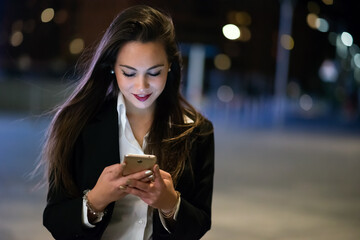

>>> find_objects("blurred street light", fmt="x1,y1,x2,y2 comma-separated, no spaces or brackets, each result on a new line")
41,8,55,23
222,24,240,40
341,32,353,47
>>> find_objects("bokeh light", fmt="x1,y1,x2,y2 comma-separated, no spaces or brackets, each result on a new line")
41,8,55,23
18,55,32,71
299,94,313,111
322,0,333,5
318,59,338,82
336,35,348,59
69,38,85,54
316,18,329,32
341,32,353,47
354,54,360,68
222,24,240,40
217,85,234,102
214,54,231,70
306,13,318,29
10,31,23,47
280,34,294,50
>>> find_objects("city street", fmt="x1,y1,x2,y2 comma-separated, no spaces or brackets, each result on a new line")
1,113,360,240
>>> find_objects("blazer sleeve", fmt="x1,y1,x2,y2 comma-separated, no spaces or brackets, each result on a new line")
43,135,111,240
43,99,118,240
153,120,215,240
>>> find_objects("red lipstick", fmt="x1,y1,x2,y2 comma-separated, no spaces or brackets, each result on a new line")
133,93,152,102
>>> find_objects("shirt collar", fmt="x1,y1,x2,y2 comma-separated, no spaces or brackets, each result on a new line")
116,92,127,134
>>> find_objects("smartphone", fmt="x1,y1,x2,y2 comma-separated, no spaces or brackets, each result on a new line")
123,154,157,176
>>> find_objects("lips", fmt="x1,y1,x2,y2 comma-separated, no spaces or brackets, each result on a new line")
132,93,152,102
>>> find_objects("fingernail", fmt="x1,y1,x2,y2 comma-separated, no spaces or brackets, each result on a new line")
155,165,159,171
145,170,153,175
126,179,132,186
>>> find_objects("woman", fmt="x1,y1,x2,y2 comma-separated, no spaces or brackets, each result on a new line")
42,5,214,240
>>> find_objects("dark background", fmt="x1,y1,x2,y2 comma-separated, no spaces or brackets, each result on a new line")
1,0,360,125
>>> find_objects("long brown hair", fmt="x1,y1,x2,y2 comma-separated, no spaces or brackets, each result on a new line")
42,5,207,196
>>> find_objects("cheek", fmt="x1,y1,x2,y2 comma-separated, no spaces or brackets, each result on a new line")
115,76,129,90
156,76,167,90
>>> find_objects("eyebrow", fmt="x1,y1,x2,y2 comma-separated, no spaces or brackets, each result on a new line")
119,64,165,71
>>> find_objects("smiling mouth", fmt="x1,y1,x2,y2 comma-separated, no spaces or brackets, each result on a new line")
132,93,152,102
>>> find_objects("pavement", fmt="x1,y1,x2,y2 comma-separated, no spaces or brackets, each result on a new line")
1,112,360,240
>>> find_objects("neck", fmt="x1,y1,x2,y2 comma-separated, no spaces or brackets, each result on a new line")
125,102,155,129
125,103,155,148
124,99,155,118
126,107,155,121
126,109,154,123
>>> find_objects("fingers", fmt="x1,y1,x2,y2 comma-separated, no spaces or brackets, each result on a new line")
152,164,173,184
118,162,126,175
123,165,161,196
117,168,153,190
126,179,151,191
152,164,162,182
140,174,154,183
125,169,153,180
124,185,147,199
104,162,126,177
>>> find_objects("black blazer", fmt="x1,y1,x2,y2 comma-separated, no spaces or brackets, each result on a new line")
43,98,214,240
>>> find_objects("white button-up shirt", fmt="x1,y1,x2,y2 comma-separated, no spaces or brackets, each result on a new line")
101,93,152,240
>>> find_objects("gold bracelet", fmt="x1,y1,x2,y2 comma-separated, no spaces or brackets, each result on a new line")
160,191,181,219
83,189,106,219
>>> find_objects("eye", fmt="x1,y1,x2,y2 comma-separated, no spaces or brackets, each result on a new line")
122,71,136,77
148,71,161,77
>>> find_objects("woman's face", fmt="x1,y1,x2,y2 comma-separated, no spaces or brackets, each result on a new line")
114,41,170,114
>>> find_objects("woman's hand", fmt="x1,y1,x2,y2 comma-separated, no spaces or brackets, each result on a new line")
87,163,153,212
124,164,178,211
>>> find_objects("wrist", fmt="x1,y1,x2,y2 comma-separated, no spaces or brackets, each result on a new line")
160,191,180,218
83,190,107,219
86,189,107,212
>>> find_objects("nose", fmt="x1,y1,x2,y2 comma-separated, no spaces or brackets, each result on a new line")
135,75,150,90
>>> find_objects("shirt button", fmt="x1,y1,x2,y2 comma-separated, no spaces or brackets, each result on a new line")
138,220,144,224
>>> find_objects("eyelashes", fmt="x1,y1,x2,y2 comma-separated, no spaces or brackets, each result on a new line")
121,71,161,77
122,72,135,77
148,72,161,77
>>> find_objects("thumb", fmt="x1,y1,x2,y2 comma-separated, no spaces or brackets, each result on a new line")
153,164,162,180
118,162,127,176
